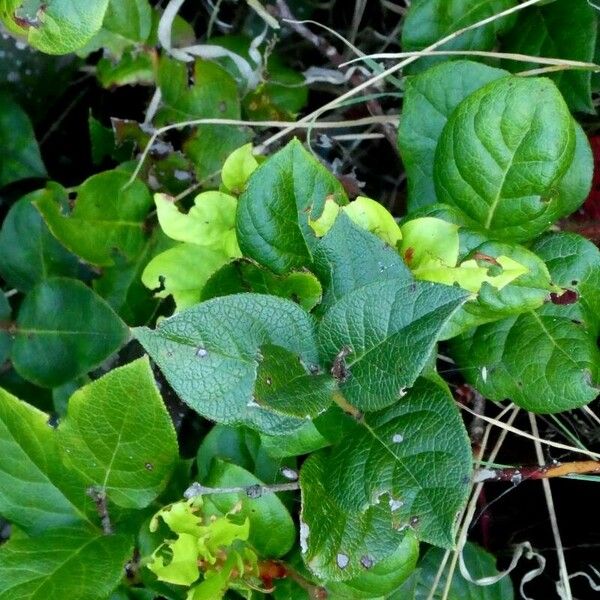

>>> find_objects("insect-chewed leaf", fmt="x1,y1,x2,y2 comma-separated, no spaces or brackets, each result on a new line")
300,378,472,581
318,278,468,411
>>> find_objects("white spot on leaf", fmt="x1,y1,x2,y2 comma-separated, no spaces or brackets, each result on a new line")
336,553,349,569
300,521,310,553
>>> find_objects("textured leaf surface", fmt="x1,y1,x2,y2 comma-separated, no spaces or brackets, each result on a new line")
0,186,82,292
313,214,412,313
133,294,318,434
237,139,347,274
0,93,46,187
532,232,600,336
325,533,419,599
204,460,296,557
450,311,600,413
37,170,153,267
0,0,110,54
434,76,575,241
503,0,597,113
58,358,178,508
300,379,472,581
401,0,515,73
0,386,90,534
254,344,335,418
0,527,133,600
318,279,468,410
398,61,507,210
13,278,128,387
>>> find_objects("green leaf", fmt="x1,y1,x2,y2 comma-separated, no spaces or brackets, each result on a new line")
0,294,11,365
555,123,594,218
96,49,154,88
401,0,515,73
0,186,83,292
0,386,91,533
142,243,231,311
0,527,133,600
57,357,178,508
341,196,403,247
158,56,240,122
502,0,597,113
103,0,152,45
197,424,295,483
202,259,323,312
154,192,240,255
398,61,508,210
36,169,153,267
442,240,553,339
254,344,335,418
237,139,348,275
221,143,259,195
400,217,460,272
318,279,468,411
398,542,514,599
94,228,173,326
184,125,251,185
532,232,600,336
1,0,110,55
300,378,472,581
89,115,133,165
12,278,129,387
133,294,317,434
325,533,419,599
260,420,331,458
0,93,46,187
434,76,577,242
204,460,296,557
313,214,412,312
449,310,600,413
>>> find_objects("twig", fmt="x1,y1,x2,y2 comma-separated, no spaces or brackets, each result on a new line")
438,405,519,600
126,115,398,186
183,481,300,499
458,402,600,460
258,0,548,152
273,0,399,152
86,487,113,535
474,460,600,483
530,414,572,600
340,50,599,72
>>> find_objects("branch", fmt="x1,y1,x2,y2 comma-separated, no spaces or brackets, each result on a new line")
272,0,399,152
474,460,600,483
184,481,300,500
86,487,112,535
